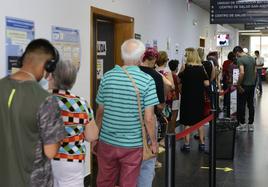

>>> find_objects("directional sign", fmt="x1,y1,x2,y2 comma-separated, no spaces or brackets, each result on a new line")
201,166,233,172
245,23,268,30
210,0,268,24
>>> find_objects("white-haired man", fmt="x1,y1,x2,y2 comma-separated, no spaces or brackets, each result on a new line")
95,39,159,187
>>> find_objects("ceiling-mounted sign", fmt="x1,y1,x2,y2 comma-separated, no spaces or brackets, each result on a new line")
245,23,268,30
210,0,268,24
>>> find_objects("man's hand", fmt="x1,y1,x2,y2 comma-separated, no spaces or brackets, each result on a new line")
91,140,99,155
237,85,244,94
150,141,158,154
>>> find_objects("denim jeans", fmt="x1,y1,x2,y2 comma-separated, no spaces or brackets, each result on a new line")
256,69,263,93
237,85,255,124
137,158,156,187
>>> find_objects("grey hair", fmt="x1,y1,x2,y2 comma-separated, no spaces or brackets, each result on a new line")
52,60,77,90
121,39,145,65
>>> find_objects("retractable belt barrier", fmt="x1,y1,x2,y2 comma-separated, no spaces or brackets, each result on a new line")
175,114,214,140
166,86,237,187
175,86,237,141
219,86,236,96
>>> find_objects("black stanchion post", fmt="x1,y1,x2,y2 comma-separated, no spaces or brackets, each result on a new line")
165,133,175,187
226,89,231,118
209,90,217,187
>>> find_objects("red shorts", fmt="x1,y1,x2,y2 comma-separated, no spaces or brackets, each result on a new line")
96,141,143,187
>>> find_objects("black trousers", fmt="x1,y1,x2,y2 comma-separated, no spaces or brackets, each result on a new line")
223,83,230,110
237,85,255,124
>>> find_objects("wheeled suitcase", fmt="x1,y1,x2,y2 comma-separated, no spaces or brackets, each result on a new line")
216,118,238,160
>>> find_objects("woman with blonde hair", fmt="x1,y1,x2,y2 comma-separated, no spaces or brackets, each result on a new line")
178,48,209,152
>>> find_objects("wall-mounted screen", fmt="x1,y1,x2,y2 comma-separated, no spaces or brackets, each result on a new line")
217,34,229,47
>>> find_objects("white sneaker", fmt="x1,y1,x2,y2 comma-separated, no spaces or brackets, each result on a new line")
248,124,254,132
237,124,247,131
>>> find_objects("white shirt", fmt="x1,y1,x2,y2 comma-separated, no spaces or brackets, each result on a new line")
256,56,264,69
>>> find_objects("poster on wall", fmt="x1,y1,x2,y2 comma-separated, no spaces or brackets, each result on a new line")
52,26,80,70
145,41,151,49
97,41,107,56
6,17,35,74
153,40,158,50
97,59,104,79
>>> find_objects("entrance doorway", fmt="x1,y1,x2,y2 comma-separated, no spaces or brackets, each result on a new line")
89,7,134,186
91,6,134,112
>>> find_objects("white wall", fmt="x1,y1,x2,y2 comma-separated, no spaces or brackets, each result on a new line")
0,0,238,102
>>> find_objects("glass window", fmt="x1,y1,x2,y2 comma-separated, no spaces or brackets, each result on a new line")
261,37,268,67
250,36,260,56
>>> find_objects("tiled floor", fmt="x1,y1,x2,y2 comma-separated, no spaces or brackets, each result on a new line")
153,83,268,187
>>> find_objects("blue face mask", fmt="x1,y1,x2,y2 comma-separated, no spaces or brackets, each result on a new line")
39,78,49,90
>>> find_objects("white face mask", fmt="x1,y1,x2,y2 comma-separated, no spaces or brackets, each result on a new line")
39,78,49,90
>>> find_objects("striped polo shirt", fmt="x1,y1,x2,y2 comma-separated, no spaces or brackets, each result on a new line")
96,65,159,148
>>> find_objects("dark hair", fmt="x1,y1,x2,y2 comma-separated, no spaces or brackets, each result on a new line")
227,51,235,61
207,56,217,67
254,50,260,55
233,46,243,54
168,60,179,71
21,39,57,61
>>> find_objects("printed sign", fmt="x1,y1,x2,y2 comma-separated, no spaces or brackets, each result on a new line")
97,41,106,56
97,59,104,79
135,33,141,40
6,17,35,74
233,68,239,85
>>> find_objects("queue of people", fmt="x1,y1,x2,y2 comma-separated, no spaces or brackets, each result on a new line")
0,37,260,187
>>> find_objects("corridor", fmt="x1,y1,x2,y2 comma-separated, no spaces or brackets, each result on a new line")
154,83,268,187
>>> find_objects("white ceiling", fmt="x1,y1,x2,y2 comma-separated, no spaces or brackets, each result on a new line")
192,0,210,11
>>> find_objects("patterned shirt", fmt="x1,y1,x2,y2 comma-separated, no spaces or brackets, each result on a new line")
0,77,65,187
52,90,93,162
96,65,159,148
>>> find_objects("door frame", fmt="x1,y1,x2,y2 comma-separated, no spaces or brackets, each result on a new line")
90,6,134,108
89,7,134,186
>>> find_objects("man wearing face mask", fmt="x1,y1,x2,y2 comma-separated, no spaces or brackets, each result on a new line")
0,39,66,187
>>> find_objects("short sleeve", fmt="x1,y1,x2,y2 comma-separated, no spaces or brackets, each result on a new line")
237,58,243,67
144,78,159,108
37,96,66,145
96,78,104,105
155,74,165,104
201,66,209,81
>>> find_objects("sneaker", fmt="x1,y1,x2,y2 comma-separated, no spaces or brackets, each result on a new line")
248,124,254,132
199,144,205,152
237,124,247,132
180,144,190,152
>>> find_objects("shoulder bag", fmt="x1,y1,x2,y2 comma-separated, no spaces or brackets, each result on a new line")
122,66,156,160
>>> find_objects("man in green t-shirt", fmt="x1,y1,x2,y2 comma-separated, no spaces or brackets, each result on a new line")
0,39,65,187
233,46,256,132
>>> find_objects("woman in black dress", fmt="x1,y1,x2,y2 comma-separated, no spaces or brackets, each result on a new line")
179,48,209,152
